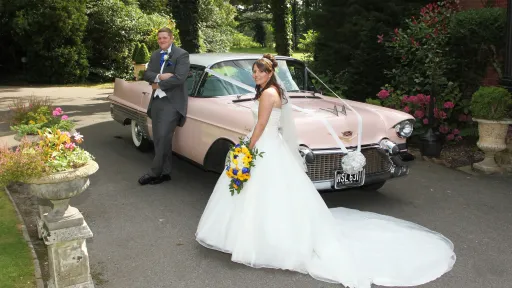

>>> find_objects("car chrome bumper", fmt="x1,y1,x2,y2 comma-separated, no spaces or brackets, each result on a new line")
306,144,414,191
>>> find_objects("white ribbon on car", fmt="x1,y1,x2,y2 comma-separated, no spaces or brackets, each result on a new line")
204,68,366,174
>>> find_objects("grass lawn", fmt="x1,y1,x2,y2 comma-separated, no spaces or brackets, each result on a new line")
0,189,36,288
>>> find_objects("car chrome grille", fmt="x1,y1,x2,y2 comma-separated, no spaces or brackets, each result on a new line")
306,149,392,182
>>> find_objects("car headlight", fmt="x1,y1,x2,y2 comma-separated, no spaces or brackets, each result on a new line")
298,146,315,164
394,120,414,138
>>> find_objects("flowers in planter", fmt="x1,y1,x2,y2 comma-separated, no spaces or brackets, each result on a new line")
10,106,75,137
0,127,94,187
37,128,94,173
8,97,75,138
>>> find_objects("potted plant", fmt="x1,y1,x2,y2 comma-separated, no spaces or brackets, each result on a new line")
133,42,150,80
8,97,75,142
1,127,98,287
470,86,512,173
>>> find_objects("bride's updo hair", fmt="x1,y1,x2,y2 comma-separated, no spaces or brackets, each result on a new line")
253,54,287,102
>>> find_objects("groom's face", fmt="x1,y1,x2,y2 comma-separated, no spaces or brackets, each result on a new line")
157,32,173,51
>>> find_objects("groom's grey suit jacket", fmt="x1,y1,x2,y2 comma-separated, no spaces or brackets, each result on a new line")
143,44,190,127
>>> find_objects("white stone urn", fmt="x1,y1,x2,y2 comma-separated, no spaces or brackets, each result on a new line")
473,118,512,174
23,160,99,288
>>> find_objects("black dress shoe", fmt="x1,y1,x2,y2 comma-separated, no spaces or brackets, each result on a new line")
150,174,171,185
138,174,158,185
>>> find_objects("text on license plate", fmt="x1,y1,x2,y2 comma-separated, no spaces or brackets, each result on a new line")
334,170,364,188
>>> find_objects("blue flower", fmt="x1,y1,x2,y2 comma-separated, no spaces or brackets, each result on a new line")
242,167,249,173
234,179,241,186
233,154,238,159
225,166,229,171
232,169,238,175
235,144,241,148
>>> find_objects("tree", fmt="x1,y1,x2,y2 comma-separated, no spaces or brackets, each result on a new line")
313,0,430,101
169,0,200,53
12,0,89,84
270,0,292,56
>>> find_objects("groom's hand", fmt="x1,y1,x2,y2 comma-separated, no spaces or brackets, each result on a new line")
151,83,159,90
158,73,174,81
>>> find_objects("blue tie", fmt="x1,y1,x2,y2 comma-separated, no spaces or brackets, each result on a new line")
159,51,166,67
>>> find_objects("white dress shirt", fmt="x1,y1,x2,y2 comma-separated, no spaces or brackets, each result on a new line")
154,45,172,98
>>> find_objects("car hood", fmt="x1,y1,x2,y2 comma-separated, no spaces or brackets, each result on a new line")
234,94,413,149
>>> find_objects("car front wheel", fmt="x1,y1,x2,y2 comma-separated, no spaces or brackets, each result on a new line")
131,120,151,152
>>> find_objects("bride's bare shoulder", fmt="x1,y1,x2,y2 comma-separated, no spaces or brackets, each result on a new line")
260,86,281,107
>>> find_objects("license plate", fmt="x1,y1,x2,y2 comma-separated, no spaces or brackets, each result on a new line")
334,169,365,189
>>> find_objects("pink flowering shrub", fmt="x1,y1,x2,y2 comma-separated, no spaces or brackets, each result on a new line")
369,1,477,142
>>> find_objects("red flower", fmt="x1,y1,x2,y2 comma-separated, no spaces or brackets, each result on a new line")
439,125,449,134
377,34,384,43
377,89,390,99
443,101,455,109
446,134,455,141
423,118,429,124
403,106,411,113
452,128,460,135
414,110,425,119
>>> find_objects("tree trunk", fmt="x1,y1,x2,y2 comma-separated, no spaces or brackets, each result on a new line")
270,0,292,56
169,0,200,53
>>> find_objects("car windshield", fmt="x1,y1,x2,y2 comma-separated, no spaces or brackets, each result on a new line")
198,59,316,97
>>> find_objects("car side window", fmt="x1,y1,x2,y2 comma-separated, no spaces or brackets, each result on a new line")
186,67,203,96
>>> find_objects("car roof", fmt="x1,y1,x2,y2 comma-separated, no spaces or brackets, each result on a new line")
189,53,300,68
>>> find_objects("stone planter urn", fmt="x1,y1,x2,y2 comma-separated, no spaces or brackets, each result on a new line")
23,160,99,288
473,119,512,173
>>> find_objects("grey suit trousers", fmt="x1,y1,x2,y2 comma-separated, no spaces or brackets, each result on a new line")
150,96,180,177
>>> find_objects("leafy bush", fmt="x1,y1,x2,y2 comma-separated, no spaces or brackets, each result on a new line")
470,86,512,120
298,29,318,63
312,0,430,102
372,1,478,142
12,0,89,84
448,8,506,98
84,0,151,82
132,43,141,62
198,0,238,53
133,43,150,64
231,32,260,49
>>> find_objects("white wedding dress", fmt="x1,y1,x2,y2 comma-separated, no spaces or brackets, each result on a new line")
195,100,456,288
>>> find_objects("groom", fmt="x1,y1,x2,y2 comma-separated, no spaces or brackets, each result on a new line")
138,27,190,185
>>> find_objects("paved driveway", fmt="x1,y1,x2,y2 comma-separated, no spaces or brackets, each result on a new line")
1,87,511,288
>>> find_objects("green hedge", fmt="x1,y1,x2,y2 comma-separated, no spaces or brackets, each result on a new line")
448,7,507,99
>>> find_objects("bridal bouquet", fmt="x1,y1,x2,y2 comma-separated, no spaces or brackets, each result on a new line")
225,138,264,196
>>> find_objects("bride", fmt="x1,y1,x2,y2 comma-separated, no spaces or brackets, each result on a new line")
195,54,456,288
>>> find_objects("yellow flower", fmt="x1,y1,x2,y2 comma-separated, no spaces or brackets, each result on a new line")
244,173,250,180
233,159,238,166
234,147,242,154
29,120,35,125
233,184,238,189
241,147,249,154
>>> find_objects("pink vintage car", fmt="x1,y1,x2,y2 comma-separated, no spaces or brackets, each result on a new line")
108,53,415,191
